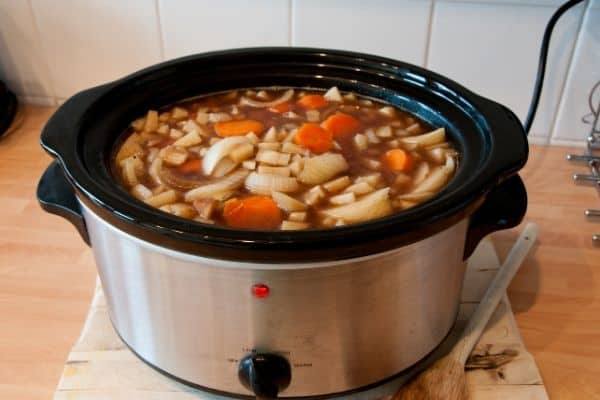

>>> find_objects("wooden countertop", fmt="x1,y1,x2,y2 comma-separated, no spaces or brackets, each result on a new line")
1,106,598,399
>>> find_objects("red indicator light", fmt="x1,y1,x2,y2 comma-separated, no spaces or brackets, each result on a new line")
252,284,270,298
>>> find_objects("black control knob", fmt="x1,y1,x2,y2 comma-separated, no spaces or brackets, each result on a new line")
238,353,291,399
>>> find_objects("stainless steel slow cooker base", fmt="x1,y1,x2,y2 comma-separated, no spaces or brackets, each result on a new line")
82,202,468,397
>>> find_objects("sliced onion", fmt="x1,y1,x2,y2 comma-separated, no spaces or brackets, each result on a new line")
240,89,294,108
298,153,349,185
321,188,393,223
202,136,250,175
159,167,205,190
412,155,456,193
185,170,249,201
245,172,299,195
401,127,446,147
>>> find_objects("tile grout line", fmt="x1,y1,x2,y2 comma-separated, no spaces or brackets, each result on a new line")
26,0,58,105
288,0,294,46
423,0,436,68
154,0,166,61
548,0,590,144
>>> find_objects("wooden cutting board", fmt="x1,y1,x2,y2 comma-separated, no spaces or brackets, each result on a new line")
53,238,549,400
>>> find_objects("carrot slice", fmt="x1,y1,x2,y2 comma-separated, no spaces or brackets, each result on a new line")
214,119,265,137
269,101,292,113
223,196,282,230
177,158,202,173
382,149,413,172
321,113,361,139
294,123,333,154
297,94,328,110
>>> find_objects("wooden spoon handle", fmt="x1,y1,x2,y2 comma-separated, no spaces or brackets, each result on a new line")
453,222,539,365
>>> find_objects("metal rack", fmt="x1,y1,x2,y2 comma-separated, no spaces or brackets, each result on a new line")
566,81,599,247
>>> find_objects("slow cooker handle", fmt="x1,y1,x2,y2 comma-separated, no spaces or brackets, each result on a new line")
463,174,527,259
37,161,90,245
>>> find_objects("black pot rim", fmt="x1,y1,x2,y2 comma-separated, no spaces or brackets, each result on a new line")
40,47,528,262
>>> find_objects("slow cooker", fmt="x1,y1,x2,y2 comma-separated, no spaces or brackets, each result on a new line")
37,48,528,399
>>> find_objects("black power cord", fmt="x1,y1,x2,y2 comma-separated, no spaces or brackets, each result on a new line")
524,0,586,134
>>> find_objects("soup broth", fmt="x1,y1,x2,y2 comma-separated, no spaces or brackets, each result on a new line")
112,87,458,230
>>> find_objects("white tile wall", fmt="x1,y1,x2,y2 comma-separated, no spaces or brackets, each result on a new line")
31,0,162,99
159,0,289,59
428,0,585,143
0,0,54,105
292,0,432,66
0,0,596,145
552,0,600,146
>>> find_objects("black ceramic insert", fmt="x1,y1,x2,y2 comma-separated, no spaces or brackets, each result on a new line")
38,47,528,262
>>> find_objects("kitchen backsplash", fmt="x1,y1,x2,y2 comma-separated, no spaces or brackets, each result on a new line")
0,0,597,145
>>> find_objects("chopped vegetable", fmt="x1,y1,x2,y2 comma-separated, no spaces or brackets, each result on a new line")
202,136,251,175
298,153,349,185
269,102,292,113
294,123,333,154
214,119,266,137
321,188,393,223
223,196,282,229
272,191,307,212
323,86,342,102
382,149,413,172
321,113,361,139
297,94,328,110
245,172,299,195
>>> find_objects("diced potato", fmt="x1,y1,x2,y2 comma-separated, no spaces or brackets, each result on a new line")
160,203,197,218
344,181,374,195
246,132,260,145
406,123,422,135
242,160,256,170
208,112,232,123
263,126,278,142
353,133,368,151
160,146,188,166
288,211,307,222
173,130,203,147
144,110,159,132
355,173,383,187
256,150,291,166
376,126,393,138
171,107,189,120
281,142,305,155
229,143,255,163
366,129,381,144
169,129,184,139
281,220,310,230
386,139,400,148
145,189,178,207
289,160,303,176
272,191,307,212
324,86,342,102
196,111,208,125
192,199,216,220
323,176,351,193
329,191,356,205
131,117,145,131
156,124,170,135
304,185,325,206
258,142,281,151
115,133,143,163
182,120,204,134
379,106,396,118
306,110,320,122
361,158,381,170
158,112,170,122
131,183,152,200
258,165,291,177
